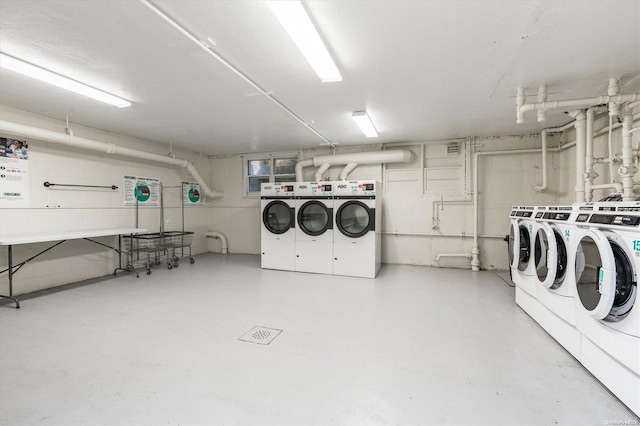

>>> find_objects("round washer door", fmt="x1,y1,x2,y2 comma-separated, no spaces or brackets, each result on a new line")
263,201,294,235
336,201,373,238
516,221,532,272
574,230,634,320
535,225,568,289
298,201,332,236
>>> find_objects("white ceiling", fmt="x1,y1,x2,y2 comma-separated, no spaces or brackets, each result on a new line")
0,0,638,155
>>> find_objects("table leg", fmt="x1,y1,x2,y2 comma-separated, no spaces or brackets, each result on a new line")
0,245,20,309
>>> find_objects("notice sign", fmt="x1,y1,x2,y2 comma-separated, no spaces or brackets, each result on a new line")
123,175,160,207
0,137,29,208
182,182,206,207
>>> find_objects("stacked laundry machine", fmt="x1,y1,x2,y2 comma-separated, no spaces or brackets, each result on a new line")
261,180,381,278
510,202,640,416
260,182,296,270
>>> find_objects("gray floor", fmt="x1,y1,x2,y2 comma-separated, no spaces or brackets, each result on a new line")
0,254,637,425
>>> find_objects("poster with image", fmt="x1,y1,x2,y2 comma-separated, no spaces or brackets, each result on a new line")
123,175,160,207
182,182,206,207
0,137,29,208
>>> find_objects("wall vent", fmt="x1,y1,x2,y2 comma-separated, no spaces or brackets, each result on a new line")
447,143,460,156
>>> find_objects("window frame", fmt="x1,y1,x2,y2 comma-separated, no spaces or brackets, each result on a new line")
243,151,298,198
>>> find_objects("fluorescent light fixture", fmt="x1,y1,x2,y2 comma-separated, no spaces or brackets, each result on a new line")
352,111,378,138
267,1,342,83
0,53,131,108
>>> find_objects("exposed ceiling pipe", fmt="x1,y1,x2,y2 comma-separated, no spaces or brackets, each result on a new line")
574,111,587,202
314,163,331,181
516,91,639,123
339,163,359,181
0,120,224,198
620,113,638,201
295,149,413,181
584,108,597,201
533,129,549,192
138,0,336,149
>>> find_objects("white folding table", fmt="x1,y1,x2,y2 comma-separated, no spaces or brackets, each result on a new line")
0,228,147,308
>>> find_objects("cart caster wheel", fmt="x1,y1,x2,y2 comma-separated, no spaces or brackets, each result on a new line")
167,263,173,270
173,256,179,262
173,261,179,268
189,258,195,264
146,270,151,275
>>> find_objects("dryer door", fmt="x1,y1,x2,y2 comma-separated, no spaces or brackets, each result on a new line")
516,221,532,272
575,230,635,320
263,201,295,235
298,200,332,236
336,201,374,238
535,225,568,289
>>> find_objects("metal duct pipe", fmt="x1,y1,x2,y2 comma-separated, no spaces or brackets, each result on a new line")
295,149,413,181
339,163,359,181
314,163,331,181
0,120,223,198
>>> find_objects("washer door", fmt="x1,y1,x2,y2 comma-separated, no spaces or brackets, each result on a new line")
336,201,374,238
263,201,295,235
298,201,332,236
516,222,532,272
535,225,568,289
575,230,636,320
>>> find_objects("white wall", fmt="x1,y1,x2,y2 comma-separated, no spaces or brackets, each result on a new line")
2,105,637,297
0,105,212,295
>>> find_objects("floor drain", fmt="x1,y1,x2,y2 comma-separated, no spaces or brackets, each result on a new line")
238,326,283,345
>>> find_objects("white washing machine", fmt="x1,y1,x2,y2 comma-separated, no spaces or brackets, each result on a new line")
509,206,544,314
531,206,581,358
260,182,296,271
295,182,334,275
572,201,640,416
333,180,381,278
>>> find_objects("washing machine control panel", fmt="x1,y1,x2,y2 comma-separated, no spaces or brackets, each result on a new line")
295,182,333,197
261,182,295,197
333,180,377,197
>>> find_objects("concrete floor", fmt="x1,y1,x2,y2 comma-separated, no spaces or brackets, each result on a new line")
0,254,637,425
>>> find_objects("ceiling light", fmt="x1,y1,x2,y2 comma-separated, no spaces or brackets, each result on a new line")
352,111,378,138
266,1,342,83
0,53,131,108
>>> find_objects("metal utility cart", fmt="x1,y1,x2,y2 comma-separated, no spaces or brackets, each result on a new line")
123,231,194,274
127,182,196,274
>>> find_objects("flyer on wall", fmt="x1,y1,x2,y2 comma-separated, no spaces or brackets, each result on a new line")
182,182,206,207
123,175,160,207
0,137,29,208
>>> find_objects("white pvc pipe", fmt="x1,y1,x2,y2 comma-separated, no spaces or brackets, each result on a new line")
314,163,331,181
205,231,228,254
516,92,640,122
339,163,359,180
591,183,623,192
0,120,224,198
607,115,616,185
533,129,548,192
584,108,596,202
472,152,480,272
434,253,472,261
574,111,587,202
295,149,413,181
621,113,637,201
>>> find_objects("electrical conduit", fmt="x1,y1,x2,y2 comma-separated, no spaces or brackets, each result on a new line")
0,120,224,198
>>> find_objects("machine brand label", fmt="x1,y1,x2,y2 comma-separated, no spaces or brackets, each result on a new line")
264,186,272,190
633,240,640,252
298,185,307,189
337,184,348,189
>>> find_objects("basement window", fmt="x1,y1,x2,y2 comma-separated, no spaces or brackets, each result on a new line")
244,152,298,197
